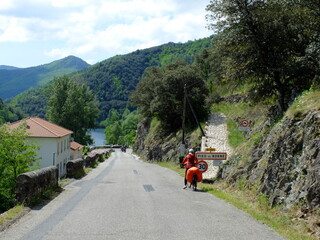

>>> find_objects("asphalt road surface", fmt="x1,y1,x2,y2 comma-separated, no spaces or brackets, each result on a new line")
0,150,286,240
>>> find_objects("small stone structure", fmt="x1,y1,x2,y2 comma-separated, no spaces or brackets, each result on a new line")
66,158,84,178
15,166,58,204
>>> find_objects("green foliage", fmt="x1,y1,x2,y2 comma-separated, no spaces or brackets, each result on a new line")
226,119,246,149
0,98,24,124
7,39,211,122
8,84,53,119
46,75,99,145
131,61,208,131
0,56,89,100
73,169,86,179
0,122,39,213
206,0,317,112
103,108,140,146
71,39,211,122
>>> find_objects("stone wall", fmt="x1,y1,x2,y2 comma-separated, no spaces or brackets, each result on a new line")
66,158,84,178
15,166,58,204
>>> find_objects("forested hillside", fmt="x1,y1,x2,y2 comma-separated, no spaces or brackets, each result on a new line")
0,98,23,124
0,56,89,99
9,38,212,122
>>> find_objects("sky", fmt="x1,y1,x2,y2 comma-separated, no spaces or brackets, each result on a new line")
0,0,211,68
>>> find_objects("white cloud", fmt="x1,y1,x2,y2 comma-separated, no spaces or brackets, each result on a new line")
44,48,71,57
50,0,91,8
0,16,32,42
0,0,211,66
0,0,15,10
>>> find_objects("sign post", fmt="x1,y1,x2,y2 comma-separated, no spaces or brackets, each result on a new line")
197,161,208,173
238,119,251,131
196,152,227,167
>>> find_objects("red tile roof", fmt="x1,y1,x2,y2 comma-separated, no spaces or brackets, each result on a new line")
10,117,73,138
70,141,84,150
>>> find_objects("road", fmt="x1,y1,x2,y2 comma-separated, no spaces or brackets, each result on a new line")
0,150,286,240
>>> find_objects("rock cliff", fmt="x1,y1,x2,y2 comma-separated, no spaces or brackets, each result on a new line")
133,117,202,162
219,111,320,211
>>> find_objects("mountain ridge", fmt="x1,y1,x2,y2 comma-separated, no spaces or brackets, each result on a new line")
0,56,90,100
0,65,19,70
9,37,212,121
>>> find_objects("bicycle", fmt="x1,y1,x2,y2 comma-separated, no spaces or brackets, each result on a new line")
189,173,197,191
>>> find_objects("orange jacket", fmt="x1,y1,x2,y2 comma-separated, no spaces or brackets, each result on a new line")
182,153,198,168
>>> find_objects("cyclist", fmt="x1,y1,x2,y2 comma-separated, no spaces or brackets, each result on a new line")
182,148,198,189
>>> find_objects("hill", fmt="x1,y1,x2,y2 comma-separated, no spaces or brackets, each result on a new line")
0,56,90,100
0,65,19,70
10,37,212,121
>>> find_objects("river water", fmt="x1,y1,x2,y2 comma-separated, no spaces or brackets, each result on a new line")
89,128,106,146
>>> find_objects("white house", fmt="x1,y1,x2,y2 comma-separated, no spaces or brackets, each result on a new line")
10,117,73,178
70,141,84,160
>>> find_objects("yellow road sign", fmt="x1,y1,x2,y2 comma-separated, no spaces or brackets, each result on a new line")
205,148,216,152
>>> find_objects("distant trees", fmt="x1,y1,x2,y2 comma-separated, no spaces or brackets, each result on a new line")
46,76,99,145
102,108,140,146
206,0,317,112
0,98,23,124
131,61,208,131
0,122,39,212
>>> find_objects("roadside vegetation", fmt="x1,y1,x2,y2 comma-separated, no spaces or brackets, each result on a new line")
0,123,39,213
156,159,317,240
0,205,25,228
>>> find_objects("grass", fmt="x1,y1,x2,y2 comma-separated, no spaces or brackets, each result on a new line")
226,119,246,148
156,161,317,240
286,90,320,119
0,205,25,227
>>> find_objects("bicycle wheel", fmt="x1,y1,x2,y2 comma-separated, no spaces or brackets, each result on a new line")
192,174,197,191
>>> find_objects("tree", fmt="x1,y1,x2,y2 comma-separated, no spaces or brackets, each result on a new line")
294,0,320,86
103,108,140,146
46,76,99,145
0,122,39,212
131,61,208,131
206,0,316,112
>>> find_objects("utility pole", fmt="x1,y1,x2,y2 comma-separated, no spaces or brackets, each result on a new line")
182,84,187,145
180,84,187,162
186,93,205,137
180,83,205,164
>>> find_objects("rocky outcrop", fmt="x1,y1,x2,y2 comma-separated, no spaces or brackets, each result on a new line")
133,117,201,162
133,117,150,157
219,111,320,211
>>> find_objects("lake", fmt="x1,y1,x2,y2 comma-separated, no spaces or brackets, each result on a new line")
89,128,106,146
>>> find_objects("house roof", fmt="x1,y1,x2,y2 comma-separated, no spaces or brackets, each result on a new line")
70,141,84,150
10,117,73,138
